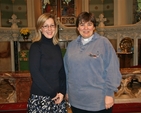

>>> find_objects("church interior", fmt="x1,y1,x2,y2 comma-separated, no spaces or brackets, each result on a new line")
0,0,141,112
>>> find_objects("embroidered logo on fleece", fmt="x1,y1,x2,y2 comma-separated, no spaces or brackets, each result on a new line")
89,51,99,58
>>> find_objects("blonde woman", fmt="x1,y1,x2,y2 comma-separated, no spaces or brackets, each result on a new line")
27,13,66,113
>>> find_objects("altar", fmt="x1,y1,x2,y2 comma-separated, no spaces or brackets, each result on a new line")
0,68,141,113
113,68,141,113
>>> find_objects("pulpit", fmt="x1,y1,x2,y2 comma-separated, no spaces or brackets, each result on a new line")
117,52,133,68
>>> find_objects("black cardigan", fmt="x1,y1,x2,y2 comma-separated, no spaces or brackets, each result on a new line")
29,35,66,98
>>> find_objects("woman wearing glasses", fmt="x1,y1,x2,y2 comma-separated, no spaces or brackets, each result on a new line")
27,13,66,113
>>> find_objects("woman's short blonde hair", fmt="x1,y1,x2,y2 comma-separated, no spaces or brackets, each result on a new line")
32,13,58,45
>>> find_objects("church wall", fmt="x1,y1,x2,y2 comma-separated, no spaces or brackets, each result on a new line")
0,41,11,71
89,0,114,26
0,0,141,71
0,0,28,27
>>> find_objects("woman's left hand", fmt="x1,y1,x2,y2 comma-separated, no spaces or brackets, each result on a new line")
52,93,64,104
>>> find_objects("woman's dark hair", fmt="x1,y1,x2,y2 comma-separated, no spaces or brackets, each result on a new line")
76,12,96,27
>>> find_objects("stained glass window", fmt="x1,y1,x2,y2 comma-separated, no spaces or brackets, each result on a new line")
42,0,57,16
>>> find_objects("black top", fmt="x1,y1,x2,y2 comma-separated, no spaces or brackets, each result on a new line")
29,34,66,98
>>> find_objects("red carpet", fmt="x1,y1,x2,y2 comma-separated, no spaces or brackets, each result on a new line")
0,102,141,113
0,102,27,113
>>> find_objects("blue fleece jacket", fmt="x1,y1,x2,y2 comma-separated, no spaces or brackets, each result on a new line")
64,32,122,111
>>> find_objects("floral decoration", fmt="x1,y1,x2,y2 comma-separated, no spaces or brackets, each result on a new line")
20,28,30,36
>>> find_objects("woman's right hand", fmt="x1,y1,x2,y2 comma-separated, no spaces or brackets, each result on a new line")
52,93,64,104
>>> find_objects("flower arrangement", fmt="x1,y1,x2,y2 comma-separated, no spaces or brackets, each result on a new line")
20,28,30,36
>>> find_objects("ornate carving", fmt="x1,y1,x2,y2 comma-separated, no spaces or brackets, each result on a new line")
96,14,107,27
114,68,141,103
0,74,16,103
9,14,20,29
115,75,136,98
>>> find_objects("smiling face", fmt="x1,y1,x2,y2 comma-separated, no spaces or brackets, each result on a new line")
77,20,95,38
40,18,56,39
76,12,96,39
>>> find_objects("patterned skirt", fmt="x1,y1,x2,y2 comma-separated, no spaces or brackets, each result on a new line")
27,94,67,113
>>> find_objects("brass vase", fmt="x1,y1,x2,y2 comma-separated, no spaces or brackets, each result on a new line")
22,35,29,41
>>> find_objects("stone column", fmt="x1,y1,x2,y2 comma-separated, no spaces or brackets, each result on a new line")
27,0,35,27
82,0,89,12
114,0,133,25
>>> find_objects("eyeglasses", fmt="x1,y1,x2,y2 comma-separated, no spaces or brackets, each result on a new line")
42,24,55,29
